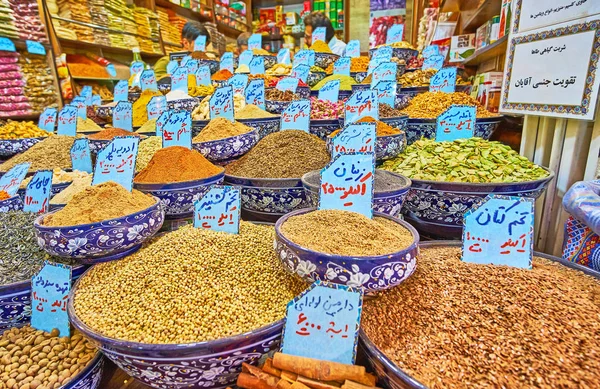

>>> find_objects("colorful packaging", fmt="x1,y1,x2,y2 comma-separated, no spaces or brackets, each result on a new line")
449,34,475,62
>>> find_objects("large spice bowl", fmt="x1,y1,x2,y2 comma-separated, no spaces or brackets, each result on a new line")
192,129,260,163
405,115,502,145
314,52,340,69
237,116,281,139
368,47,418,62
325,132,407,162
0,195,23,212
274,208,419,294
0,137,45,158
192,119,210,137
310,118,342,140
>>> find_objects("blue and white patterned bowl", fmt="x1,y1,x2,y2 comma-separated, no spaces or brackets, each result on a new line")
197,59,220,74
0,137,46,158
307,71,327,87
18,181,72,200
259,54,277,69
402,168,555,239
237,116,280,139
88,139,110,155
302,170,411,218
368,47,418,62
314,52,340,69
212,79,229,88
94,105,114,119
310,118,342,140
352,72,368,83
0,195,23,212
275,208,419,294
128,92,140,103
192,119,210,137
192,129,259,163
405,115,502,145
61,352,105,389
134,171,225,219
34,198,165,264
351,84,370,94
375,133,407,161
265,99,292,114
167,98,199,112
381,115,408,131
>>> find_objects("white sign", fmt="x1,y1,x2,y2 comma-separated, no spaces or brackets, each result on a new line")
514,0,600,33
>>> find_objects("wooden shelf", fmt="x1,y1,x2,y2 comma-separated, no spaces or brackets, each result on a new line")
463,35,507,66
58,38,164,58
217,22,248,39
52,16,161,42
154,0,213,22
461,0,502,33
71,76,118,81
440,0,461,12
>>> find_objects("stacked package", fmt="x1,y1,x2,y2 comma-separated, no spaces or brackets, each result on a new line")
0,52,31,117
57,0,91,23
9,0,48,42
19,53,58,113
0,0,18,39
157,8,180,45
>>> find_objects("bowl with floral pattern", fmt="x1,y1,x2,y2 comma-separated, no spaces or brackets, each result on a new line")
192,119,210,137
0,137,46,158
314,52,340,69
192,129,259,163
352,72,368,83
380,115,408,132
237,116,281,139
405,115,502,145
128,92,140,104
265,99,293,114
167,98,199,112
197,59,220,74
87,139,110,155
259,54,277,69
60,351,105,389
310,118,342,140
18,181,72,200
302,170,411,218
307,71,327,87
368,47,418,62
310,89,352,100
275,208,419,294
0,195,23,212
94,105,115,120
325,131,406,161
33,197,165,264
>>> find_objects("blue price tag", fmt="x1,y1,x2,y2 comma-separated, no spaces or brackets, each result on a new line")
130,61,144,76
171,66,188,93
31,262,71,337
162,110,192,149
23,170,52,214
91,94,102,106
114,80,129,102
331,122,376,158
147,95,167,120
430,67,457,93
70,138,93,174
92,136,139,191
113,101,133,131
80,86,93,105
140,70,158,92
26,40,46,55
435,105,476,142
221,52,234,72
319,153,375,218
281,99,310,132
345,90,379,123
291,64,310,83
368,46,392,74
106,64,117,77
0,37,15,52
277,48,291,65
293,50,315,67
282,281,363,364
462,195,534,269
386,24,404,44
180,55,192,68
0,163,30,196
71,96,87,120
345,40,360,57
239,50,254,67
313,27,327,42
334,57,351,76
194,35,207,51
229,74,249,95
372,80,397,107
57,105,77,136
167,60,178,75
371,62,397,86
423,54,445,71
245,79,265,110
187,59,200,75
209,86,234,122
196,65,211,86
156,111,172,137
276,77,299,92
318,79,340,102
194,185,241,233
249,56,265,75
38,108,57,133
248,34,262,50
422,44,440,59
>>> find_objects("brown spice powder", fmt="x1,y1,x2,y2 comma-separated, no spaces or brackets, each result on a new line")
193,117,253,142
88,127,141,140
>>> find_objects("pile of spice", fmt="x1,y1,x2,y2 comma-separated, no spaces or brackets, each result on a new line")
88,127,141,140
266,64,292,76
73,222,305,344
303,169,408,193
310,65,326,73
20,168,90,189
0,121,50,139
77,117,103,133
310,97,344,119
50,176,92,205
402,92,496,118
265,89,300,102
188,84,214,97
226,130,330,179
379,103,403,117
0,135,74,173
211,69,233,81
310,40,333,53
0,326,98,389
135,147,222,184
330,116,401,137
235,104,277,120
133,89,163,127
363,245,600,388
0,211,77,285
193,117,253,142
325,56,370,74
165,89,194,102
136,118,157,134
312,75,356,91
192,93,246,120
382,138,550,183
252,48,271,55
0,191,9,201
135,136,162,173
191,51,211,60
235,64,250,74
43,181,156,227
398,68,470,88
280,210,414,256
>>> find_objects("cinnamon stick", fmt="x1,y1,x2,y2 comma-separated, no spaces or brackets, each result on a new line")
272,353,371,385
341,380,381,389
297,375,342,389
277,379,293,389
291,382,312,389
238,373,273,389
263,358,282,377
280,371,299,383
242,363,279,387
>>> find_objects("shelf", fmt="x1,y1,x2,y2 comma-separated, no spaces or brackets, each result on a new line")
58,38,165,58
217,22,248,39
154,0,213,23
71,76,117,81
461,0,502,33
440,0,461,12
463,35,508,66
52,16,161,42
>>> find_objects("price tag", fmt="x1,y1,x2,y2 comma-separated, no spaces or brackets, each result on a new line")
318,79,340,102
57,105,77,136
147,95,167,120
26,40,46,55
422,44,440,59
221,52,234,73
422,54,444,71
114,80,129,102
345,40,360,57
0,163,30,196
281,99,310,132
368,48,392,74
313,27,327,42
435,105,475,142
282,281,363,364
70,138,93,173
171,66,188,93
293,50,315,67
239,50,254,66
331,122,376,158
80,86,93,105
371,62,397,86
245,79,265,110
291,64,310,83
276,77,299,92
162,110,192,148
106,64,117,77
196,65,211,86
194,185,241,233
156,111,172,137
334,57,351,76
0,37,15,52
187,59,200,75
112,101,133,131
386,24,404,44
229,74,249,95
180,55,192,68
249,55,265,75
92,136,139,191
130,61,144,77
372,80,397,107
31,262,71,337
209,86,234,122
194,35,206,51
167,60,178,75
71,96,87,120
140,69,158,92
429,67,457,93
462,195,534,269
248,34,262,50
23,170,52,214
38,108,57,132
345,90,378,123
277,48,291,65
91,94,102,106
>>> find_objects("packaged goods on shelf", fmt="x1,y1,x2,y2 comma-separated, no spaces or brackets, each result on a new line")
66,54,110,79
449,34,476,63
19,52,59,113
11,0,48,42
74,82,113,100
0,51,32,117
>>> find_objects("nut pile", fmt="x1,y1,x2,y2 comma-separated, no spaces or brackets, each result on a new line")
265,89,300,102
401,92,495,118
398,68,470,88
310,97,345,119
266,64,292,76
0,121,49,139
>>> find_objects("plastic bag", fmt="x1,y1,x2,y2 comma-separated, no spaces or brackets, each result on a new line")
563,180,600,235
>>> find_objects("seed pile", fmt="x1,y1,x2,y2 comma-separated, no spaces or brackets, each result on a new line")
397,68,470,88
76,117,102,133
87,127,140,140
0,121,49,139
50,176,92,205
0,136,74,173
280,210,414,256
20,168,89,189
312,75,356,91
363,245,600,389
309,40,332,53
402,92,495,118
235,105,277,120
303,169,408,192
379,103,403,118
135,136,162,173
135,146,222,184
136,118,157,134
226,130,330,178
73,222,305,344
193,117,253,142
382,138,549,183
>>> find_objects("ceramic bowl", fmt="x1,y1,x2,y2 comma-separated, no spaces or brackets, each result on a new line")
314,52,340,69
0,137,45,158
302,169,412,218
307,71,327,87
259,54,277,69
192,129,259,163
87,139,110,155
380,115,408,131
237,116,281,139
368,47,419,62
402,168,555,239
34,198,165,264
61,352,105,389
167,98,199,112
405,115,503,145
375,132,407,161
352,71,368,83
134,171,225,220
157,82,171,94
309,89,352,100
310,118,342,140
274,208,419,294
17,181,72,200
0,195,23,212
192,119,210,137
94,105,115,119
265,99,292,114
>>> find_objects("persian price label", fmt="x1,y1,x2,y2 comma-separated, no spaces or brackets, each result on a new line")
0,37,16,52
429,67,457,93
194,185,241,234
277,48,291,65
167,60,178,75
435,105,475,142
114,80,129,102
334,57,351,76
57,105,77,136
71,96,87,120
209,86,234,122
291,64,310,83
293,50,315,67
140,70,158,92
26,40,46,55
229,74,249,95
80,86,93,105
345,90,378,123
70,138,93,173
318,79,341,102
23,170,52,214
345,40,360,57
368,46,392,74
113,101,133,131
250,55,265,75
130,61,144,76
371,62,397,86
194,35,206,52
171,66,188,92
331,122,376,158
422,54,444,71
0,163,30,196
276,77,299,92
162,110,192,149
92,136,139,191
245,79,265,109
196,65,211,86
239,50,254,66
38,108,57,132
313,27,327,42
91,94,102,106
147,95,167,120
422,44,440,59
248,34,262,50
187,59,200,75
221,52,234,72
281,99,310,132
31,262,72,337
156,111,172,137
386,24,404,44
372,80,397,107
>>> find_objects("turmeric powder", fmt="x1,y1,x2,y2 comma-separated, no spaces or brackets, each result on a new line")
132,90,163,127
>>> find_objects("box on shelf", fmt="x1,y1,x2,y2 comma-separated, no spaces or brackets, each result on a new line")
471,72,503,112
475,21,491,50
499,0,512,39
449,34,475,62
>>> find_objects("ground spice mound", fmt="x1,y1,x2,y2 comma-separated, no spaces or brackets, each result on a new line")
134,146,223,184
87,127,141,140
235,104,277,119
72,222,305,344
362,246,600,389
225,130,330,178
310,40,332,53
193,117,253,142
133,90,163,127
43,182,155,227
0,135,74,172
280,210,414,256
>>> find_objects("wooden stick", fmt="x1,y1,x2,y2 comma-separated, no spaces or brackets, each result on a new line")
291,382,312,389
263,358,282,378
272,353,371,385
280,371,299,383
297,375,342,389
238,373,273,389
341,380,382,389
277,379,293,389
242,363,279,387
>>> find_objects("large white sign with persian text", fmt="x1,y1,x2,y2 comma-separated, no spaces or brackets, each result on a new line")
514,0,600,33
